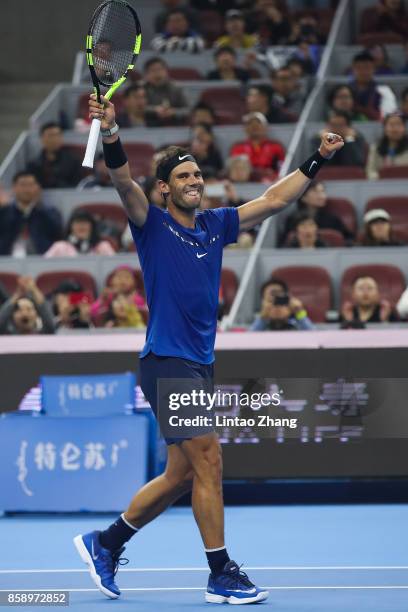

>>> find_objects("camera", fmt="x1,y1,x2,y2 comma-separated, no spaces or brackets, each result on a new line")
274,294,289,306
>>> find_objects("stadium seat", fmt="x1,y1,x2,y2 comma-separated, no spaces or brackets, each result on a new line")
74,203,129,233
36,271,97,298
200,87,246,125
325,197,357,236
125,143,155,178
318,166,366,180
199,10,224,45
365,196,408,232
168,67,203,80
220,268,238,314
340,264,405,306
271,266,332,323
379,166,408,179
357,31,404,46
0,272,19,295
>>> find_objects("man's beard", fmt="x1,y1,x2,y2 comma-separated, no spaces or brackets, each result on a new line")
172,188,203,211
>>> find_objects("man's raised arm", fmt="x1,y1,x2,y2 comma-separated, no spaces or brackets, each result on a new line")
237,133,344,231
89,95,148,227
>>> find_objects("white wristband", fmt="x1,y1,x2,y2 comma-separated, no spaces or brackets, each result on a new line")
101,123,119,138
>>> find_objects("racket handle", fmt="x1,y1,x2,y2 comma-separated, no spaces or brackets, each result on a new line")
82,118,101,168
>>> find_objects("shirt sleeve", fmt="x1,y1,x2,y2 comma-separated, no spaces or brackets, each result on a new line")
128,204,161,248
211,207,240,246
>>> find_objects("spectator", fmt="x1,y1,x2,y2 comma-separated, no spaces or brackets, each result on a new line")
288,14,325,46
225,155,253,182
350,51,397,120
230,112,285,180
396,285,408,319
143,57,189,125
401,87,408,120
151,9,204,53
0,181,11,206
366,112,408,179
190,123,224,178
44,209,115,257
154,0,199,33
50,280,93,330
27,122,82,188
105,295,146,329
0,172,62,256
207,46,250,83
0,282,8,307
246,84,290,124
250,278,314,331
290,41,320,75
0,276,55,335
116,84,160,128
216,9,258,50
189,102,216,127
90,265,146,324
327,84,367,122
280,181,353,245
77,153,113,190
311,111,367,167
270,67,304,121
341,276,399,326
286,57,308,79
359,209,403,246
359,0,408,40
286,212,327,249
247,0,291,47
367,44,394,75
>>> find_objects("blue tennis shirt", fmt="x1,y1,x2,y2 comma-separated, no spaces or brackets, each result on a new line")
129,205,239,364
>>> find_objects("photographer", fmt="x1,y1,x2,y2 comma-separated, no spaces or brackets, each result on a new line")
50,280,94,330
250,278,314,331
0,276,55,335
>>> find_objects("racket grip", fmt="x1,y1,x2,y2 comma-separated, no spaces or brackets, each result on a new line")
82,118,101,168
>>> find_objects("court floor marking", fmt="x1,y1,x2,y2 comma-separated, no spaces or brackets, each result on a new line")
1,586,408,592
2,566,408,574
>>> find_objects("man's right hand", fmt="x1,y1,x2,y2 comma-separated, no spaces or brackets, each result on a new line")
89,94,116,130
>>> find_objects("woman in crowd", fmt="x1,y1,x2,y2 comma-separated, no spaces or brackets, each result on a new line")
105,294,146,329
190,123,224,178
44,209,115,257
280,180,353,245
366,113,408,179
90,265,146,325
327,84,367,121
358,208,404,246
286,212,327,249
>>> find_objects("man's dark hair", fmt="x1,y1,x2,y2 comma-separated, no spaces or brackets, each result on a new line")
352,51,375,64
12,170,39,184
191,101,216,121
40,121,62,135
155,145,193,187
328,109,351,125
260,277,288,298
214,45,236,59
143,56,167,72
123,83,145,98
248,84,272,104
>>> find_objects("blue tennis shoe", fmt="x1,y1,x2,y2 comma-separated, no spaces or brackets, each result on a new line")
73,531,128,599
206,560,269,604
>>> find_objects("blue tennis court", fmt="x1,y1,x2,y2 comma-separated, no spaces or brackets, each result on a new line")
2,504,408,611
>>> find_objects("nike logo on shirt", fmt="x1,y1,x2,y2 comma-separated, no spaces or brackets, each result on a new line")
196,252,208,259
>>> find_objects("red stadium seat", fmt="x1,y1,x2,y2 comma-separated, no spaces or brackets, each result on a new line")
74,203,129,233
200,87,246,125
341,264,405,306
36,271,97,298
168,67,203,80
125,143,155,178
271,266,332,323
318,166,366,180
199,10,225,45
0,272,19,295
379,166,408,179
365,196,408,232
357,31,404,45
325,197,357,236
220,268,238,314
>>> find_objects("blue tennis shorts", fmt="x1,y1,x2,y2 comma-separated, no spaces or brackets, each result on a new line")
139,351,215,445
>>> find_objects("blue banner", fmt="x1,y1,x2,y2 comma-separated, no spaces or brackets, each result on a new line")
40,373,136,416
0,414,148,512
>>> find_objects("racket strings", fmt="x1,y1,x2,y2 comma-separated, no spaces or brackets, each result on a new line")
91,1,137,86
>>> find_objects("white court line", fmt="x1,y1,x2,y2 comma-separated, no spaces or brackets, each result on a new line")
1,566,408,574
1,586,408,592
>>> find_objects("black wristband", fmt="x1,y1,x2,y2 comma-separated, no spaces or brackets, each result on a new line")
299,150,327,179
103,137,128,169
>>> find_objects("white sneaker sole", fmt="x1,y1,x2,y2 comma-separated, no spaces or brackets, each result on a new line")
73,534,120,599
205,591,269,604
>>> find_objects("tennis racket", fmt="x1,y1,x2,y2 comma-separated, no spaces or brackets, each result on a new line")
82,0,142,168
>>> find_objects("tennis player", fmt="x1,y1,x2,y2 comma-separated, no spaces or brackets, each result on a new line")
74,94,344,604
